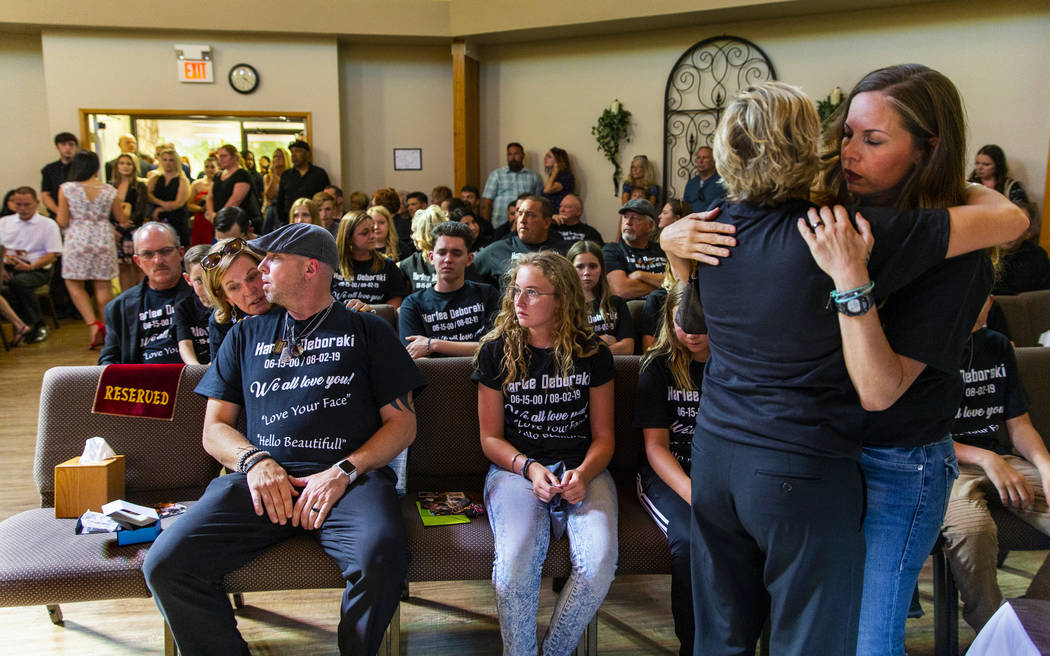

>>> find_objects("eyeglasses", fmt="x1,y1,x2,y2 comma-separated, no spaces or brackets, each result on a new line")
200,238,248,270
136,246,179,261
510,286,556,303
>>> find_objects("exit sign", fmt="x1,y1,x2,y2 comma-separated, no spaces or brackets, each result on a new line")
178,60,213,83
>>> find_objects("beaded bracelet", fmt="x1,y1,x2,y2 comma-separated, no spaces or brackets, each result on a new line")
242,451,272,473
519,458,536,480
236,447,265,473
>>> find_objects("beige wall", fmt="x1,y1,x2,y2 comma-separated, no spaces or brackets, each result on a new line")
478,0,1050,238
1,32,54,195
339,43,454,200
39,30,342,181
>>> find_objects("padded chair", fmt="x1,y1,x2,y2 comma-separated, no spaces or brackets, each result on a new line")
932,346,1050,656
994,289,1050,347
627,299,646,354
372,303,397,333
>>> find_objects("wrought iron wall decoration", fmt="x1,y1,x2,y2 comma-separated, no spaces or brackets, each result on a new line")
663,36,776,203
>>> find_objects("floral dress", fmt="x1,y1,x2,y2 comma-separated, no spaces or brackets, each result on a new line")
61,181,119,281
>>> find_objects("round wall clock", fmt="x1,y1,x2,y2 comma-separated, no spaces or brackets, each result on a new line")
228,63,259,94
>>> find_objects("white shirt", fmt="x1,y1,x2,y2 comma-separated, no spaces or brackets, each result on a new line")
0,212,63,265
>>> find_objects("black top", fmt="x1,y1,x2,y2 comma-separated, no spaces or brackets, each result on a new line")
398,280,500,347
553,222,604,246
40,160,72,203
174,295,212,364
208,312,234,362
393,213,416,259
398,252,438,294
330,259,408,305
196,306,427,474
472,338,615,469
635,355,704,471
586,296,634,342
139,285,183,363
640,287,668,338
993,241,1050,296
951,328,1029,455
152,174,189,222
473,234,570,287
694,199,950,459
275,164,330,220
602,239,667,275
862,252,994,448
211,169,256,217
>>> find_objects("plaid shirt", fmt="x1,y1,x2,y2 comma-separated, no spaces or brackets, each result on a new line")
482,166,543,227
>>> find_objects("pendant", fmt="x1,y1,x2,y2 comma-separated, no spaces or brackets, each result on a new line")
273,339,286,354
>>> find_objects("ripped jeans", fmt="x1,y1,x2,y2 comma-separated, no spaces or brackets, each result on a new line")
856,436,959,656
484,464,618,656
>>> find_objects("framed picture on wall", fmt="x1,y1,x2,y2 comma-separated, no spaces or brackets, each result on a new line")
394,148,422,171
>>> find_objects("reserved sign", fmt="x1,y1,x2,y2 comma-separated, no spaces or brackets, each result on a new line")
93,364,185,420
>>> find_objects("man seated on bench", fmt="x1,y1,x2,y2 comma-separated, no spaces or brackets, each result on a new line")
144,223,427,656
398,220,500,358
941,295,1050,632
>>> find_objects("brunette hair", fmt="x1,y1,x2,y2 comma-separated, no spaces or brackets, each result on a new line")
967,144,1009,192
818,64,967,209
478,251,597,388
566,240,614,318
372,187,401,215
547,147,572,174
336,210,384,278
111,153,140,187
68,150,100,182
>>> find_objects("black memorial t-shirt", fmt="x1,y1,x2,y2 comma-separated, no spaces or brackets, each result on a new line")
139,285,182,363
862,251,994,448
694,199,951,459
472,338,615,469
951,328,1029,455
586,296,634,342
398,281,500,347
634,355,704,471
602,240,667,276
208,313,235,362
196,305,427,474
174,295,212,364
330,258,408,305
553,222,604,246
398,252,437,294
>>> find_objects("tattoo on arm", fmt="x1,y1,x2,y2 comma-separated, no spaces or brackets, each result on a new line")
390,392,415,415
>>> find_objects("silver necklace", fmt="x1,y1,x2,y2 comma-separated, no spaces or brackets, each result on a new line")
278,300,334,363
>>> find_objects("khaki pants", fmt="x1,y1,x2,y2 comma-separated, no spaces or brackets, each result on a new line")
941,456,1050,631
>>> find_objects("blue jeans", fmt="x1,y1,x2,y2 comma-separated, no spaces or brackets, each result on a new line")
856,436,959,656
484,464,618,656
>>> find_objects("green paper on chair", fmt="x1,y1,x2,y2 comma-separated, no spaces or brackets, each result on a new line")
416,502,470,526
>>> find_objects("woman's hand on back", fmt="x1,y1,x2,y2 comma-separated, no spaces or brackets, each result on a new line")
797,205,873,291
659,207,736,266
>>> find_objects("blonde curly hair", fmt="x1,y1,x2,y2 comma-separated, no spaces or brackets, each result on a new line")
477,251,598,389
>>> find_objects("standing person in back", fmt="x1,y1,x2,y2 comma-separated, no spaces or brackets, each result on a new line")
207,145,259,235
541,147,575,215
275,140,329,224
481,142,543,227
40,132,79,217
56,150,127,348
148,147,191,247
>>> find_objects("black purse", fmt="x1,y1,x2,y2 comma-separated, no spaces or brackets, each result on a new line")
675,274,707,335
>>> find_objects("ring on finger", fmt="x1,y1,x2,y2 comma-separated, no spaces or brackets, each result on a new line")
311,507,321,512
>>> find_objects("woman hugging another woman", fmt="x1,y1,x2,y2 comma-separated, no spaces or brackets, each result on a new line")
474,251,617,656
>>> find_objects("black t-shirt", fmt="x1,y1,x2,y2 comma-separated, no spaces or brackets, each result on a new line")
640,287,668,338
138,285,182,363
951,328,1030,455
473,235,570,287
587,296,634,342
40,160,71,203
398,281,500,347
993,241,1050,296
862,252,994,447
472,338,615,469
553,222,604,246
174,295,212,364
602,240,667,276
208,312,234,362
276,165,330,219
330,258,408,305
398,252,437,294
196,305,427,474
211,169,256,216
634,355,704,471
695,199,951,459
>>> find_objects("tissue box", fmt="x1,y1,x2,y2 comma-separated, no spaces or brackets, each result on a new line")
54,455,125,518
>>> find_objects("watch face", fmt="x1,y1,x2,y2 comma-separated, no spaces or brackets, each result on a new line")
338,460,357,476
229,64,258,94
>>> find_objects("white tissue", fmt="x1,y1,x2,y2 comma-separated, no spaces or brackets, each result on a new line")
1039,330,1050,347
80,437,116,464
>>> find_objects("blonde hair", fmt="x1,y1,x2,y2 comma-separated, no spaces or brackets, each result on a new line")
336,211,384,278
289,197,320,225
713,81,820,206
411,205,449,256
477,252,598,388
366,205,400,260
627,155,658,189
202,239,264,324
641,283,699,390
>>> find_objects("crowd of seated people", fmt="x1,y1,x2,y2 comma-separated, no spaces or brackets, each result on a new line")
4,82,1049,656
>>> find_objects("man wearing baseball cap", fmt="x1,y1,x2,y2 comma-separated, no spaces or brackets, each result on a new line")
275,139,331,224
145,222,425,656
603,198,668,299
